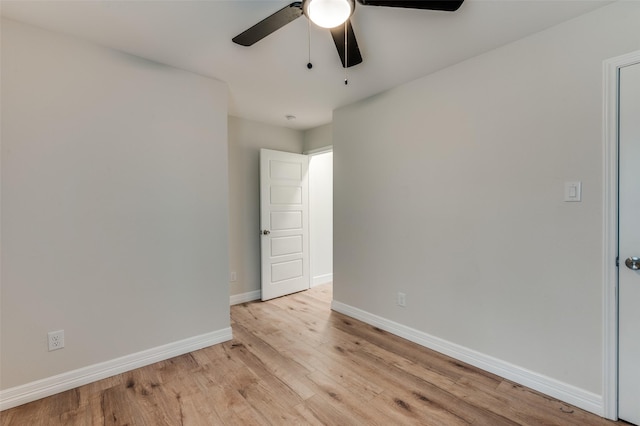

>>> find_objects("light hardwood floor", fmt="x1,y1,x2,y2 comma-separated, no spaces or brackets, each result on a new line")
0,284,627,425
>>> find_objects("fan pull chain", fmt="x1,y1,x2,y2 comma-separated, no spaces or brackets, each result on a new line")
307,18,313,69
344,20,348,85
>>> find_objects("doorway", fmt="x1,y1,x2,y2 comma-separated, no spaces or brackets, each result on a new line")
259,147,333,300
603,49,640,422
308,149,333,288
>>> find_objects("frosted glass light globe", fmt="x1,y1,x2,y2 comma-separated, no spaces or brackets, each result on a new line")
305,0,353,29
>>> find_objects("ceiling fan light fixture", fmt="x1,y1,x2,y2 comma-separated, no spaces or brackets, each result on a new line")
304,0,354,29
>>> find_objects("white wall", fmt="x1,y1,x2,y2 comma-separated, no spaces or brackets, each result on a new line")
333,1,640,414
1,19,230,393
309,152,333,286
228,116,303,301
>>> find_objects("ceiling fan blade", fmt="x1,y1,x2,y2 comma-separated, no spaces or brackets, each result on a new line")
232,2,303,46
330,19,363,68
357,0,464,12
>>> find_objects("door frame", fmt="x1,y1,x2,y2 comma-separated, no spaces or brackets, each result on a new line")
304,146,334,288
602,49,640,420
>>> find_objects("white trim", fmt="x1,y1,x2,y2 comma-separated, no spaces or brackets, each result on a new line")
331,300,604,416
0,328,232,411
304,145,333,156
602,49,640,421
230,290,261,305
311,273,333,287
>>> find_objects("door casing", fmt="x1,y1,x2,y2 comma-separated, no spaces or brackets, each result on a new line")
602,49,640,420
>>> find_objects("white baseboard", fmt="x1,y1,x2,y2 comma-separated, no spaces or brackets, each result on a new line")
0,328,232,411
312,273,333,287
230,290,261,305
330,300,604,417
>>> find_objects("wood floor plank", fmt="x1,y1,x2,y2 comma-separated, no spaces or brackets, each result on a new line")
231,323,317,400
219,338,306,408
238,380,311,425
318,341,480,425
177,391,226,425
304,369,402,425
298,393,361,425
301,348,386,400
0,283,626,426
331,312,501,386
496,380,616,426
238,299,332,347
292,402,329,426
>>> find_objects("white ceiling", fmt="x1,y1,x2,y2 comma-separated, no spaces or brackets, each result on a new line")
1,0,612,130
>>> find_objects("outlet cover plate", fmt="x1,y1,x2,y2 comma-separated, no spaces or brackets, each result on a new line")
48,330,65,351
397,292,407,307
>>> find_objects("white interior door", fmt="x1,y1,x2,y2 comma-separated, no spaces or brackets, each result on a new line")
618,61,640,425
260,149,310,301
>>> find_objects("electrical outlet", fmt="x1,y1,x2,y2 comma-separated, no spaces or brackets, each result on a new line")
230,271,237,282
397,292,407,307
48,330,64,351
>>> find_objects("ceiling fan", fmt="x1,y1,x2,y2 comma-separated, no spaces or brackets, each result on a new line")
232,0,465,69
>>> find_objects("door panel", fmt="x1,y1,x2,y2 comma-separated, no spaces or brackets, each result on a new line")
270,160,302,180
271,186,303,204
271,211,303,230
272,259,304,282
260,149,310,301
271,236,303,256
618,61,640,425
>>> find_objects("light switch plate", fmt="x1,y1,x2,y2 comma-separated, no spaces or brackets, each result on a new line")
564,181,582,202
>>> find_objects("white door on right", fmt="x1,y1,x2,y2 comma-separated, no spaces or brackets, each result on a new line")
619,61,640,425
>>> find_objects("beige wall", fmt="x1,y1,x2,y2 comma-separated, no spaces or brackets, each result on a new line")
303,123,332,153
1,19,230,390
228,117,304,299
333,0,640,410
